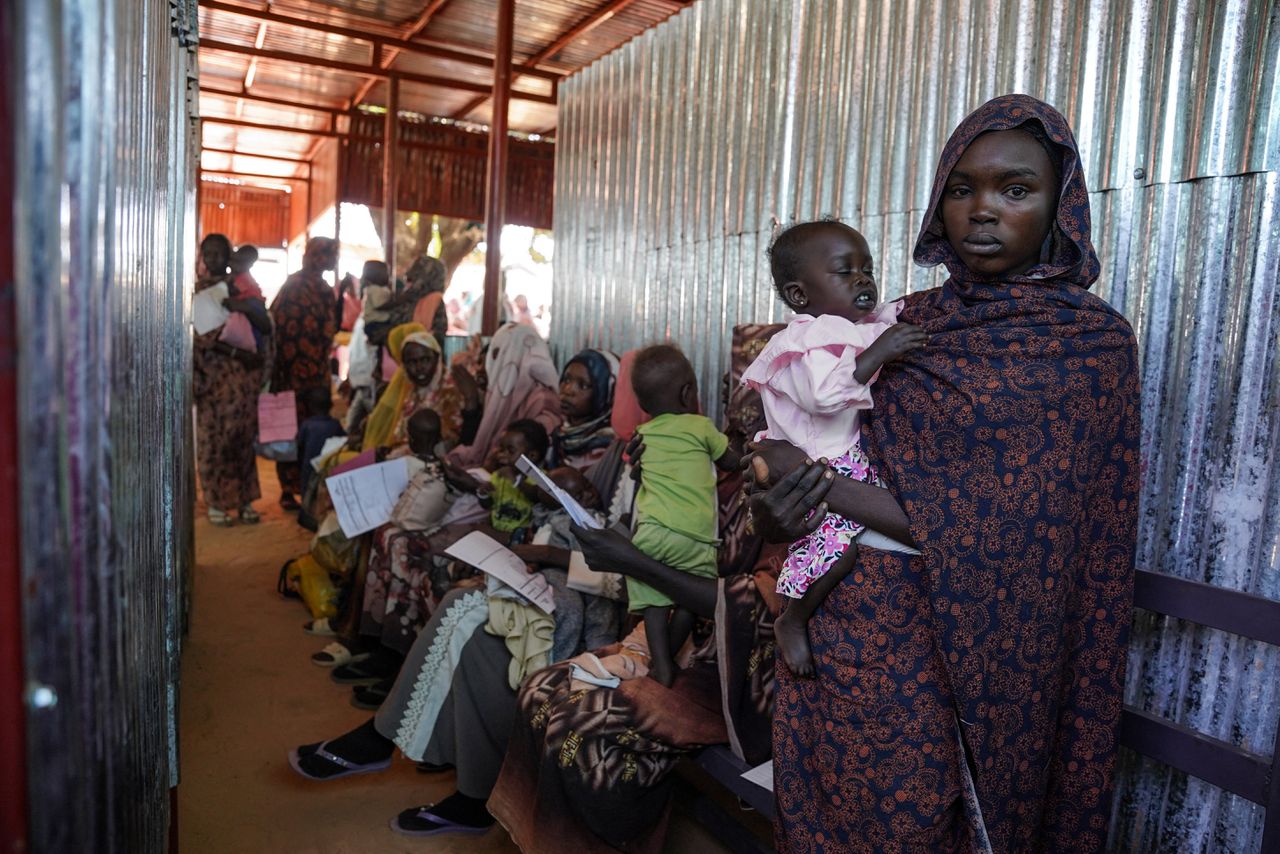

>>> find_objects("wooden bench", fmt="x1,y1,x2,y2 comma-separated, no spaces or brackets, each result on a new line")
681,746,774,853
1121,569,1280,853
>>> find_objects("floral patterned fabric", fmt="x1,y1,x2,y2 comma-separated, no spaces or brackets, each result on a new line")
193,328,263,510
774,444,877,599
270,268,337,492
489,561,783,854
773,95,1140,853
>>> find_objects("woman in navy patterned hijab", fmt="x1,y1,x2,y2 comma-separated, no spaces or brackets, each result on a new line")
764,95,1140,852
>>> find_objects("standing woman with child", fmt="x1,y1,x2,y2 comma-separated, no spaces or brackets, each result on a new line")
750,96,1140,851
193,233,271,526
271,237,340,510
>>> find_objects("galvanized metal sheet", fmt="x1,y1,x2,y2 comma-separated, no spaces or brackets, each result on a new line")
11,0,197,849
551,2,1280,851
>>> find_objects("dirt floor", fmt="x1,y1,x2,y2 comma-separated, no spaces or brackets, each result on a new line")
179,460,747,853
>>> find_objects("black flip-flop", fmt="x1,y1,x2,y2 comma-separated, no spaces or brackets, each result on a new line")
415,761,453,774
389,805,491,837
331,660,391,685
351,681,390,711
287,740,391,781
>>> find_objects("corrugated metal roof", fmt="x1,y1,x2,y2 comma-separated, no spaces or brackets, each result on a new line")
197,0,690,175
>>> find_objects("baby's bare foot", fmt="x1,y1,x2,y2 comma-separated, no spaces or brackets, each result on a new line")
774,609,815,678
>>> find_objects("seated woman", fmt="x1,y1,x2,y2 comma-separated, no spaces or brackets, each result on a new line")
447,322,563,469
288,328,782,847
548,348,620,472
301,322,463,530
348,418,553,687
304,323,463,643
315,416,550,677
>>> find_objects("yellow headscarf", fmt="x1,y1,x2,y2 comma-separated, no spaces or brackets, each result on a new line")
362,323,442,450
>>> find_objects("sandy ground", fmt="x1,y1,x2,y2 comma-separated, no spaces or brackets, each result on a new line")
179,460,750,853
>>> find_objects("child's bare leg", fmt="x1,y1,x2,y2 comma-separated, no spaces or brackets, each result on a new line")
667,606,697,665
643,606,675,687
775,544,859,678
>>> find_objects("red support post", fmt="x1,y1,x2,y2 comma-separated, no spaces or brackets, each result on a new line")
334,136,344,267
481,0,515,335
382,76,400,277
0,5,30,851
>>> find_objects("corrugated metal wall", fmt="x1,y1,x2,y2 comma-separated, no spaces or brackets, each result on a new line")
550,1,1280,851
10,0,198,850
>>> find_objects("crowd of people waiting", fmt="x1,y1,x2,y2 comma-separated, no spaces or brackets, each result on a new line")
192,95,1141,853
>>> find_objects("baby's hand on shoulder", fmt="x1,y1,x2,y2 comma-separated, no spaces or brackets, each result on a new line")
869,322,928,363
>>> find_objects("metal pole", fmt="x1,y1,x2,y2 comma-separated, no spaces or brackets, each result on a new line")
481,0,514,335
334,135,344,259
382,76,399,277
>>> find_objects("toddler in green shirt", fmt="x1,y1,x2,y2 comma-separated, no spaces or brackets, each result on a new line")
629,345,740,685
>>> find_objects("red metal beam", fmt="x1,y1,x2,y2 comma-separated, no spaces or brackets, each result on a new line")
453,0,634,119
202,115,340,137
201,168,307,182
201,145,312,165
382,77,400,275
199,39,557,105
481,0,515,335
200,86,344,116
199,0,560,83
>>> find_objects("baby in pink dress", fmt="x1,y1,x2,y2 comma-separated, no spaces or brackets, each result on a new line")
742,221,926,676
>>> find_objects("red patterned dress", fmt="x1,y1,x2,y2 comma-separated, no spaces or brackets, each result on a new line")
269,268,337,493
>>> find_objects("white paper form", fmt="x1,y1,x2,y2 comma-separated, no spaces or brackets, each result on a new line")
741,760,773,792
515,455,602,529
444,531,556,614
192,282,230,334
326,458,411,536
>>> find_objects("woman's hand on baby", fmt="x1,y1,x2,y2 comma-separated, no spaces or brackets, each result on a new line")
746,458,835,543
624,434,646,482
571,524,641,576
451,364,482,409
742,439,807,488
443,460,485,492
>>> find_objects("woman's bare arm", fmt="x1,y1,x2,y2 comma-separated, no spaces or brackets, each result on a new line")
744,440,914,546
570,526,717,617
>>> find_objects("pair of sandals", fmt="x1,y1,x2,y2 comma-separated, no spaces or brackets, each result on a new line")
287,743,485,837
207,506,259,527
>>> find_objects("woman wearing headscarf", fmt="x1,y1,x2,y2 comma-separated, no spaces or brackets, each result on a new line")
193,233,272,526
362,322,462,451
549,348,620,471
447,322,563,468
305,322,463,646
271,237,340,509
748,95,1140,852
